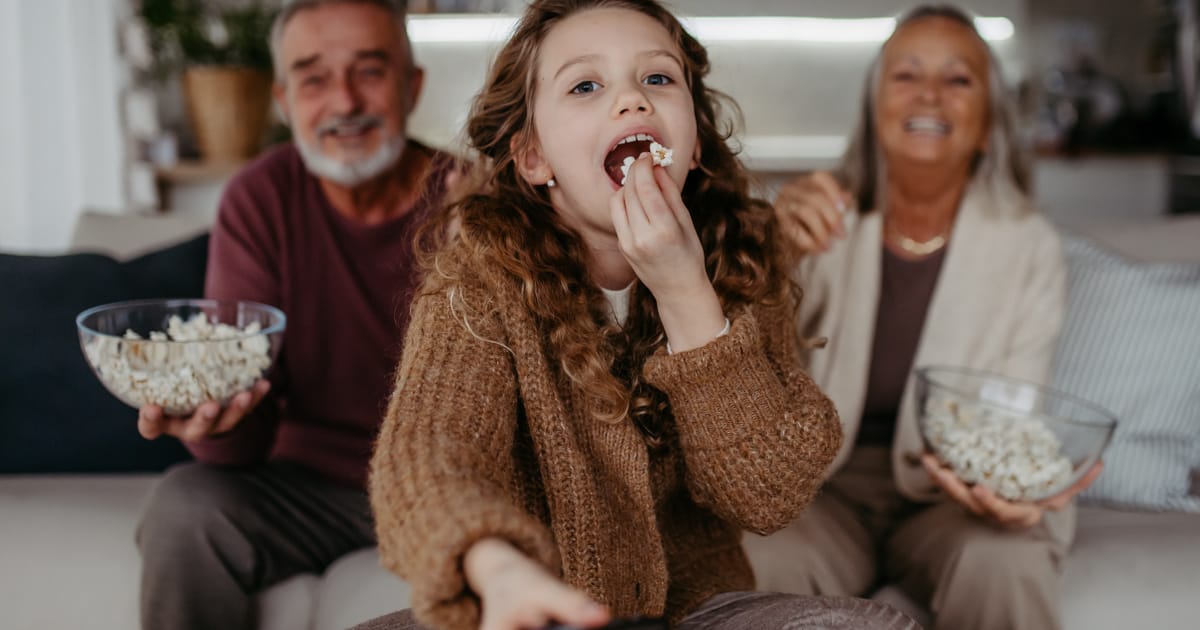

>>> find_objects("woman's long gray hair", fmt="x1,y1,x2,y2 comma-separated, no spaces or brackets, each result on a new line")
838,5,1032,216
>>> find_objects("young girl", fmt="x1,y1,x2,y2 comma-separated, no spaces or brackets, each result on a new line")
360,1,913,629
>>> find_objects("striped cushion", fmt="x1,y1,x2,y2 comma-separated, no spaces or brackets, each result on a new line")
1051,235,1200,513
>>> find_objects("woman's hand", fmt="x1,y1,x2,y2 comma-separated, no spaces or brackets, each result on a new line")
921,453,1104,529
137,379,271,442
610,153,724,352
773,170,852,255
465,538,610,630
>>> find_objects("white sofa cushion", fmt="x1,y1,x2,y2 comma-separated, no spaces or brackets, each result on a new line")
0,474,152,630
258,573,319,630
310,549,411,630
0,474,406,630
1062,506,1200,629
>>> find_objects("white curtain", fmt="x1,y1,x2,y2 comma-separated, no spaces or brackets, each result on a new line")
0,0,125,253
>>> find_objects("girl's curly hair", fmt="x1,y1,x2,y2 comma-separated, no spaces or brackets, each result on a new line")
416,0,796,447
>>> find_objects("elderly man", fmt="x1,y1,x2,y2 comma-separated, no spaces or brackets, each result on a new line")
134,2,450,629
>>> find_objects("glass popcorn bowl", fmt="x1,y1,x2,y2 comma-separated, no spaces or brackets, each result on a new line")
76,299,286,417
914,366,1116,503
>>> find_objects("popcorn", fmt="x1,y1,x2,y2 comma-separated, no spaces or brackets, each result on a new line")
619,156,635,185
923,396,1074,502
649,141,673,167
83,313,273,416
619,142,675,186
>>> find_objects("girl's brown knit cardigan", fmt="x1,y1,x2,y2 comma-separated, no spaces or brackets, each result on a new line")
369,271,842,629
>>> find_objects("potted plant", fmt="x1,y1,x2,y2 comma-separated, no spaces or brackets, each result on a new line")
139,0,279,162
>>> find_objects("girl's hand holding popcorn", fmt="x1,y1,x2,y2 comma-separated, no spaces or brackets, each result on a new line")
138,378,272,443
610,152,725,353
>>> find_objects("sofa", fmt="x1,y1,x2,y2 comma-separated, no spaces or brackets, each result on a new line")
1,210,1198,630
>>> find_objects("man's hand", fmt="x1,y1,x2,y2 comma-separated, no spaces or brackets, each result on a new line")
465,538,610,630
922,453,1104,529
137,379,271,443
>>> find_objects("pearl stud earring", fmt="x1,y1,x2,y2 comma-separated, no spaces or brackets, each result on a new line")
547,178,557,188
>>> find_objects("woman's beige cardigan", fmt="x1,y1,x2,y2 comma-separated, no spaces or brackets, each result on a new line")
795,185,1067,508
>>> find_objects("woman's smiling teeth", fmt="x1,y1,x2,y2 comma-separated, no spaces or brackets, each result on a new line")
904,117,950,134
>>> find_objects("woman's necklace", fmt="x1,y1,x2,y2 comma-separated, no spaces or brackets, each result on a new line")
885,222,949,256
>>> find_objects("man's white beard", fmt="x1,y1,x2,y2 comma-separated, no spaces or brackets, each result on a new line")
296,131,406,187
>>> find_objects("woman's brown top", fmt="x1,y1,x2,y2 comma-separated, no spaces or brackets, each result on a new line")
368,270,842,629
857,245,948,445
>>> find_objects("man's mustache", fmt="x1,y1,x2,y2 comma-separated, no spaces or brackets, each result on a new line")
315,114,384,137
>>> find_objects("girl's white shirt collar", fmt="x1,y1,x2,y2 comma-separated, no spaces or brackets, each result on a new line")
599,282,635,326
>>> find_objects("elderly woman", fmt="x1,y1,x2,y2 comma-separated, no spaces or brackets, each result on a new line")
743,6,1102,630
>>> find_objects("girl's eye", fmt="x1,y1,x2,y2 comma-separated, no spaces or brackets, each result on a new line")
570,80,600,94
947,75,972,86
644,73,672,86
892,71,917,82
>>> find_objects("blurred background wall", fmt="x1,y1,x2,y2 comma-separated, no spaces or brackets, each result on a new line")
0,0,125,253
0,0,1191,252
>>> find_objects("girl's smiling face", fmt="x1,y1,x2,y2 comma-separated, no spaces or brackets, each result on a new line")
519,7,699,239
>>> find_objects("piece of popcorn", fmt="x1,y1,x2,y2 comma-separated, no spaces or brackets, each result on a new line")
619,143,675,186
620,156,636,185
649,141,674,167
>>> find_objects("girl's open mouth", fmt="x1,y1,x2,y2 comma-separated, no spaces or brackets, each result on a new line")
603,134,674,186
604,134,654,186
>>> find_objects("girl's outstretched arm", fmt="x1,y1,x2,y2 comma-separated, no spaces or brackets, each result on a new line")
369,283,559,630
644,301,842,535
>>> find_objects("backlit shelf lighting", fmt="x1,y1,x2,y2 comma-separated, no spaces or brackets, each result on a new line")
742,135,847,162
408,15,1015,44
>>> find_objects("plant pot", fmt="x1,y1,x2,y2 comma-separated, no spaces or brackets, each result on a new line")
182,66,273,162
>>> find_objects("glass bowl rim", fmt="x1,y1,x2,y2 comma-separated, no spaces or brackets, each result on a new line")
76,298,287,344
914,364,1119,431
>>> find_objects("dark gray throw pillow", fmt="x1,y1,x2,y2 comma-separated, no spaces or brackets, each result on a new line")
0,235,208,473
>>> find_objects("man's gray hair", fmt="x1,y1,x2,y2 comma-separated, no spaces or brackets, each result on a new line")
838,4,1033,217
270,0,410,82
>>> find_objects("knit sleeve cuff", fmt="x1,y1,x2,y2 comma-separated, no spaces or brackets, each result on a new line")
665,317,731,355
645,310,792,446
644,309,766,401
386,486,560,630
